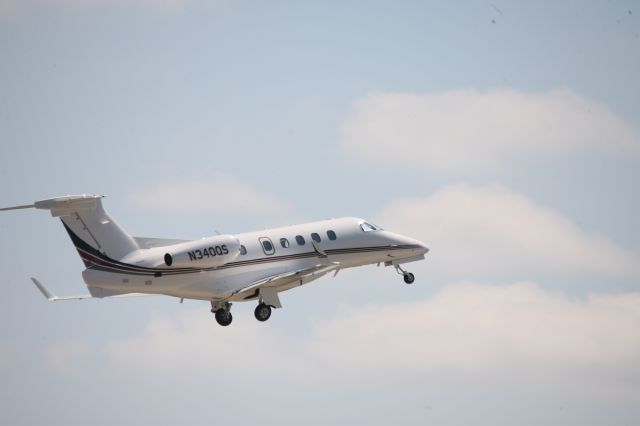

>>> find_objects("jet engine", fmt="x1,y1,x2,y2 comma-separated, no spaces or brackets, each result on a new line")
162,235,241,268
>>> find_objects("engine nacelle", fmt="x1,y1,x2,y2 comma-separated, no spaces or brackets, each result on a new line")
163,235,241,269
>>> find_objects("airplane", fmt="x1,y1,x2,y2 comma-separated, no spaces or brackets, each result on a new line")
1,194,429,326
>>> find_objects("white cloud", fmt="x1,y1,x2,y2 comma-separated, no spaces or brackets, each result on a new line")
107,282,640,398
311,283,640,377
108,310,306,379
45,339,89,372
341,89,640,172
376,184,640,281
130,173,296,218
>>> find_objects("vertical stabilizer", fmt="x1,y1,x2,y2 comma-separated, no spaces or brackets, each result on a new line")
32,195,139,261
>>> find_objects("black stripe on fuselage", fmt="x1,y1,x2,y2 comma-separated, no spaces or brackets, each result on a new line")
62,221,421,276
83,245,420,276
62,222,201,274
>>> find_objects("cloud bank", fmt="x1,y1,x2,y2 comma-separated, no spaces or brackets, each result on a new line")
45,339,89,373
130,173,295,218
106,282,640,398
376,184,640,281
341,89,640,172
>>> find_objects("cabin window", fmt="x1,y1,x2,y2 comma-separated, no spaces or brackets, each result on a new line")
259,237,275,255
280,238,290,248
327,230,337,240
311,232,321,243
239,245,247,255
360,222,378,232
295,235,306,245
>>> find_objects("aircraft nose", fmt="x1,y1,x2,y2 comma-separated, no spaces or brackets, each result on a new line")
418,241,430,255
387,232,429,255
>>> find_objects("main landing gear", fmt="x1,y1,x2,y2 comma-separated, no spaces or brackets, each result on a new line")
210,300,275,326
395,264,415,284
254,303,272,322
211,301,233,326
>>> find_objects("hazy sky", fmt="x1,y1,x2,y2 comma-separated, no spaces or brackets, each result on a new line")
1,1,639,425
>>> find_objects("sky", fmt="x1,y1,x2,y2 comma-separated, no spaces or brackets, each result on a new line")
1,0,639,425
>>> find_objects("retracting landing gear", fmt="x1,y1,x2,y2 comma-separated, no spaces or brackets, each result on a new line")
254,303,272,322
210,291,280,326
395,264,415,284
253,288,281,322
211,301,233,326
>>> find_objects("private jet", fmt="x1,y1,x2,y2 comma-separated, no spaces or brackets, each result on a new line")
1,195,429,326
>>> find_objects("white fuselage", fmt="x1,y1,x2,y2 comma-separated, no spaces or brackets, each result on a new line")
3,194,428,325
82,217,428,301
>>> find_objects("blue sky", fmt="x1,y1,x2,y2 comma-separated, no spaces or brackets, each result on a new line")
1,1,639,425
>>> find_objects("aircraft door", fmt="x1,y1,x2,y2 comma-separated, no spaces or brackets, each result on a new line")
259,237,275,256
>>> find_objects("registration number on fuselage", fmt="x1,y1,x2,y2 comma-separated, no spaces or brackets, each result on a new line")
188,245,229,261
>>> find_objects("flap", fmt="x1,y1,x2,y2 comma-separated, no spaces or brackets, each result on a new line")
230,262,341,299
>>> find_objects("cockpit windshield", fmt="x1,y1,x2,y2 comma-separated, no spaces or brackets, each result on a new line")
360,221,382,232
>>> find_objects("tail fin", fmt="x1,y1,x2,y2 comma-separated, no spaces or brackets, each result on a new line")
3,195,140,264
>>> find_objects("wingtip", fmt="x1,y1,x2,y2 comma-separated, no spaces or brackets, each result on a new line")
30,277,56,301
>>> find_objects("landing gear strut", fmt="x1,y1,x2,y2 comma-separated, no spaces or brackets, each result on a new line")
395,264,415,284
254,303,272,322
211,301,233,326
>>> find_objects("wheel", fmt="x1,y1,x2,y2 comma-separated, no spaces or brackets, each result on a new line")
214,309,233,326
254,303,272,322
403,273,415,284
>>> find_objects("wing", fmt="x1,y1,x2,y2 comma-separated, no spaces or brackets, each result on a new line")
228,262,341,307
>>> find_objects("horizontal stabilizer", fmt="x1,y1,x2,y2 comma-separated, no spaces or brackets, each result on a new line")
0,204,35,211
2,195,104,215
30,278,93,301
30,278,152,301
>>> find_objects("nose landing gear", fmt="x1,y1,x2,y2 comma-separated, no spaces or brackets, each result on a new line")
403,272,415,284
395,264,415,285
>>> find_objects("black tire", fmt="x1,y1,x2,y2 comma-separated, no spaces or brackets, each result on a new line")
254,303,272,322
403,273,415,284
215,309,233,326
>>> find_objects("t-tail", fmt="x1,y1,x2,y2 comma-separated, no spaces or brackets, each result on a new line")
2,194,139,265
1,195,141,298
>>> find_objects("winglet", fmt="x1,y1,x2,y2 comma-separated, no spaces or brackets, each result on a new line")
30,278,92,301
31,278,56,301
